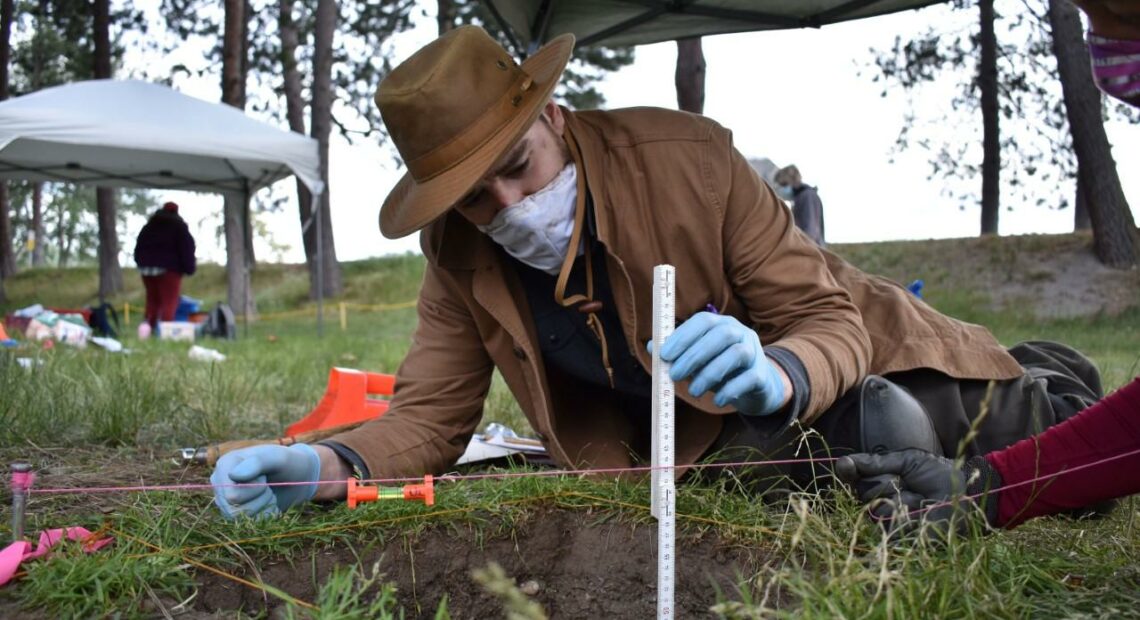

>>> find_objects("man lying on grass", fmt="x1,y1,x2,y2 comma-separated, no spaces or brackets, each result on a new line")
212,26,1104,520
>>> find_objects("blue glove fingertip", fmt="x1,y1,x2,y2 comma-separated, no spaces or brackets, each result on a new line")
225,475,268,505
228,456,265,483
256,504,282,519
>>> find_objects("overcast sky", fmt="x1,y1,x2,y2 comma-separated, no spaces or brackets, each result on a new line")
122,1,1140,264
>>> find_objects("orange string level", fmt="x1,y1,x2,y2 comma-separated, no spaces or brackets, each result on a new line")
346,475,434,509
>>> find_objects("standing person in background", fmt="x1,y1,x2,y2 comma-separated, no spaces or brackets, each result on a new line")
134,201,196,331
1071,0,1140,107
774,165,826,247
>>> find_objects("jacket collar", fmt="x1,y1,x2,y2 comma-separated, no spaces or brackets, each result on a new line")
422,208,498,271
562,109,610,245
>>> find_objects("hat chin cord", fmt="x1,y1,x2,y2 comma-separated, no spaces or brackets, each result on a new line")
553,127,614,389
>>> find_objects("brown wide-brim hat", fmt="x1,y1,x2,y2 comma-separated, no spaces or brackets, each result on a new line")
377,26,575,239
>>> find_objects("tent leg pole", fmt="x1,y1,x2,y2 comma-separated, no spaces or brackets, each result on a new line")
243,187,251,339
316,190,324,339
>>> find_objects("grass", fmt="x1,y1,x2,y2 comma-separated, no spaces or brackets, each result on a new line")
0,235,1138,618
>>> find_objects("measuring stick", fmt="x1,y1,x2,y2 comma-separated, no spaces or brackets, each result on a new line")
651,265,676,619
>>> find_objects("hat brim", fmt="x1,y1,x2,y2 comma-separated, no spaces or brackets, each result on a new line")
379,34,576,239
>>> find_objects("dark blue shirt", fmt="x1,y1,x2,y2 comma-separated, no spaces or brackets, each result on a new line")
514,242,653,404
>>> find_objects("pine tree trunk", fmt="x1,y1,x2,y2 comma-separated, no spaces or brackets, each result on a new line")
94,190,121,297
675,37,705,114
56,199,67,267
437,0,455,34
31,183,44,265
241,0,254,270
96,188,122,297
310,0,342,299
29,4,47,267
0,183,12,277
1074,174,1091,231
0,0,14,279
1049,0,1137,267
1,0,11,101
58,197,74,267
93,0,111,90
240,0,251,109
979,0,1000,236
93,0,121,298
222,0,255,317
279,0,316,284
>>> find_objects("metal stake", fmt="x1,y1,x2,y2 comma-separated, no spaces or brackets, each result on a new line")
11,462,32,543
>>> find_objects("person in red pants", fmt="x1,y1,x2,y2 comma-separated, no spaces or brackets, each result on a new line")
133,202,196,330
837,377,1140,532
835,2,1140,535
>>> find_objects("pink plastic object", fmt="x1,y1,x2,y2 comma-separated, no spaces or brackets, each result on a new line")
11,470,34,492
0,528,113,586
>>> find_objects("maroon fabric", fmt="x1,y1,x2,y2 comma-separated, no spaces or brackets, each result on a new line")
142,271,183,328
987,377,1140,528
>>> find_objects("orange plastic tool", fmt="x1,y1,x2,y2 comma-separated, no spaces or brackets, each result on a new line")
285,368,395,436
346,475,434,509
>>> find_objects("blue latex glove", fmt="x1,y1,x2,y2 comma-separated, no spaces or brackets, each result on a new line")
651,312,787,416
210,444,321,519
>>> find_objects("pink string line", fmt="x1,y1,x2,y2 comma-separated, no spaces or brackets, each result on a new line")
19,456,841,495
14,447,1140,515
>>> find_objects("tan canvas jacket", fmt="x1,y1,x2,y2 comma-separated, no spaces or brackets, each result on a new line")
332,107,1023,478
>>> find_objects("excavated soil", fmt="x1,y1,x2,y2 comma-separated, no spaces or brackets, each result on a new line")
194,508,773,618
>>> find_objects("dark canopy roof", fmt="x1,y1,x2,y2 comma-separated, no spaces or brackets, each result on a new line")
483,0,946,54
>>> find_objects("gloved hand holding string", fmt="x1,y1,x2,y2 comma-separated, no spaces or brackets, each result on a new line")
210,444,322,519
835,449,1001,536
649,311,790,416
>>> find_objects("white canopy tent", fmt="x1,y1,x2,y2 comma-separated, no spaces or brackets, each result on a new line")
0,79,323,195
483,0,948,53
0,79,329,331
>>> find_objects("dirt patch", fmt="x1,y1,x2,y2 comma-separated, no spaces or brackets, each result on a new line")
195,508,773,618
967,235,1140,319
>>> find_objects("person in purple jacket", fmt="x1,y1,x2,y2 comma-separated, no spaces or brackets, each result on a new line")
133,201,196,329
1073,0,1140,107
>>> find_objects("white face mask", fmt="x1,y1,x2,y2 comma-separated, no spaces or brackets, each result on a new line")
476,163,579,275
776,184,795,201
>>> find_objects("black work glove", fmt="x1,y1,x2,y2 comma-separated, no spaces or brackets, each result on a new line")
835,449,1002,537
